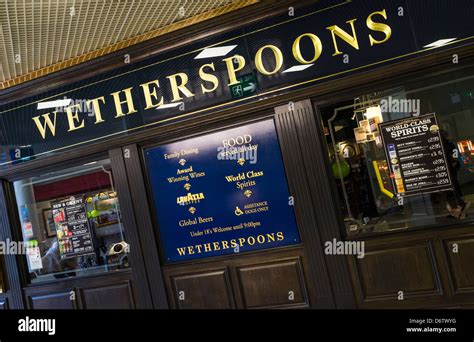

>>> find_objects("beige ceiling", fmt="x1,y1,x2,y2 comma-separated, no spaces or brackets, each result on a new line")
0,0,258,90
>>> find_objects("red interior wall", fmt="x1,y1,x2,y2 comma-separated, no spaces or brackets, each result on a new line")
33,171,112,202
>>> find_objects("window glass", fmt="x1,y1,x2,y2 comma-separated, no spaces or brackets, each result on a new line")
14,159,130,283
321,69,474,236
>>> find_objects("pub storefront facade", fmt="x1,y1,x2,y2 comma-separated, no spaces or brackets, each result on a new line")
0,0,473,309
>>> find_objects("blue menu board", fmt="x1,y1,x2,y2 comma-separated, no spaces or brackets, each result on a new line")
145,119,300,262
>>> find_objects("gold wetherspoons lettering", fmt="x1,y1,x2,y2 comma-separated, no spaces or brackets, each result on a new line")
140,80,164,109
66,103,85,132
222,54,246,86
367,9,392,46
166,72,195,102
32,112,58,139
292,33,323,64
255,45,283,75
111,87,137,118
326,19,359,56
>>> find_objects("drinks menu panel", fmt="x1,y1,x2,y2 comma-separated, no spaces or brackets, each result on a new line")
52,196,94,259
145,120,300,262
379,113,452,197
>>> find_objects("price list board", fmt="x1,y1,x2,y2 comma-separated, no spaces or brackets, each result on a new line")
51,196,94,259
379,113,452,197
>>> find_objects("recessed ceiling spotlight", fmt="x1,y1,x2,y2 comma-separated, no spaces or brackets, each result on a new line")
283,64,314,73
156,102,184,109
37,99,72,110
194,45,238,59
423,38,457,48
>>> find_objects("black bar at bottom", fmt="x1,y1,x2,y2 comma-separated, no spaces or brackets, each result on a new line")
0,309,472,341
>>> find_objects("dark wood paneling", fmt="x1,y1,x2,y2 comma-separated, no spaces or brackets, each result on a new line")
300,103,358,308
23,268,137,309
274,104,336,308
29,291,76,309
0,297,8,309
123,144,169,309
276,100,356,308
0,181,24,308
81,281,135,309
163,247,308,309
236,258,308,309
171,269,234,309
345,226,474,308
443,236,474,293
0,258,5,292
355,242,441,300
109,148,153,309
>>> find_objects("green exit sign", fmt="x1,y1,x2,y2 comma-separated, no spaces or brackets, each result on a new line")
230,73,258,99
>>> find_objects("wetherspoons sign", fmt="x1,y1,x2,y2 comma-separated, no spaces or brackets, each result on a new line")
1,0,473,164
32,9,392,139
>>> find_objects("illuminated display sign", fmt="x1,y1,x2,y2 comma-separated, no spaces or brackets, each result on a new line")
145,120,300,262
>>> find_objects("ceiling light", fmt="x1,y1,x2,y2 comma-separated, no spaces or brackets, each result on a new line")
156,102,184,109
194,45,238,59
423,38,457,48
283,64,314,73
37,99,72,110
364,106,383,122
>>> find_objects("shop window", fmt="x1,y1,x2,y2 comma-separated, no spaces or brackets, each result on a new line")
13,159,129,283
320,69,474,236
